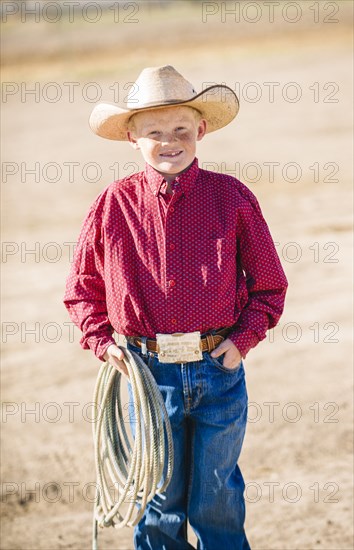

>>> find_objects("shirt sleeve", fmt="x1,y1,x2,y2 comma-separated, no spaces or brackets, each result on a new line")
63,197,116,361
228,186,288,359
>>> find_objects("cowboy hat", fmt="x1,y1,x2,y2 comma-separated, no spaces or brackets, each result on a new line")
89,65,239,141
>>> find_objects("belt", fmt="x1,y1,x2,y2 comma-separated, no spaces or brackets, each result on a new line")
127,327,231,354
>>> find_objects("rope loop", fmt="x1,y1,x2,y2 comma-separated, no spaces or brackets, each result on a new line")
92,346,174,550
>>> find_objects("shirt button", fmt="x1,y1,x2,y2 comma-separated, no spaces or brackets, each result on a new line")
169,206,175,213
169,243,175,251
169,279,176,287
171,318,177,324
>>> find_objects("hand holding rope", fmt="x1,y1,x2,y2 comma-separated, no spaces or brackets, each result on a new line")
92,346,174,550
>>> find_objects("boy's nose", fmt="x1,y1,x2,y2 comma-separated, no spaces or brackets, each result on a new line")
160,132,176,143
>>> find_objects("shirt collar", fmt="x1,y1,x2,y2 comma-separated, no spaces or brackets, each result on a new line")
144,157,199,197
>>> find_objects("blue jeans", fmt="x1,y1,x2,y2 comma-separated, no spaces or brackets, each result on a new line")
126,342,251,550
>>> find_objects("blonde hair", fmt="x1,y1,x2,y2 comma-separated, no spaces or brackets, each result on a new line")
127,106,202,135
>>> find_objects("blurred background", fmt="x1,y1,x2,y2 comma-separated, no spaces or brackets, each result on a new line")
1,1,353,548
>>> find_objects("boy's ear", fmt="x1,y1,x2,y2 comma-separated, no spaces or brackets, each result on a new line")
196,119,207,142
127,131,140,150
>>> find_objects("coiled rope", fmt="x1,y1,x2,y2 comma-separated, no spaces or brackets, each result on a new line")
91,346,174,550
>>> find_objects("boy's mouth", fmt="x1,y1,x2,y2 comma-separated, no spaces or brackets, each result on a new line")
159,150,183,158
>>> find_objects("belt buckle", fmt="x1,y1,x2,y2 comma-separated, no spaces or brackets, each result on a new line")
156,332,202,363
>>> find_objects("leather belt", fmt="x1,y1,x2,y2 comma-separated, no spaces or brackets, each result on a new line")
127,327,231,354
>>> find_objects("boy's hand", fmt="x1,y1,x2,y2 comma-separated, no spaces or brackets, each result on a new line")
103,344,129,379
211,338,242,370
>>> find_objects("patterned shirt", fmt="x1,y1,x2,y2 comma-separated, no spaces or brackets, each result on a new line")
63,158,288,361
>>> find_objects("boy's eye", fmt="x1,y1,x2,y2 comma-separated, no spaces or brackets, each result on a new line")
148,131,160,137
176,127,186,131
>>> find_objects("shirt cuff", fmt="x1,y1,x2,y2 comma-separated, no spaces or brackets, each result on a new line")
80,334,117,362
228,328,260,359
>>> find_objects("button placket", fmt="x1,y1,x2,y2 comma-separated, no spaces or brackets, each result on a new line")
165,194,183,330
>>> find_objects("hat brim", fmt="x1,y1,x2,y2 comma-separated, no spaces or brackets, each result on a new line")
89,85,239,141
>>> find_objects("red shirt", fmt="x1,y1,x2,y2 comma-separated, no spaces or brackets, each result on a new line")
63,158,288,361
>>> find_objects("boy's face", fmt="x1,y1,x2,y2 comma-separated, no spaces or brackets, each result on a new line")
127,106,206,179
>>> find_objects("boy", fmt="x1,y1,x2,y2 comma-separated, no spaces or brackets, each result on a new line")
64,65,288,550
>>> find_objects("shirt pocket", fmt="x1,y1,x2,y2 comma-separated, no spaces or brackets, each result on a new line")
195,237,237,291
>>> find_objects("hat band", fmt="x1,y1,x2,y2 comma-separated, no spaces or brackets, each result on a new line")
127,96,197,110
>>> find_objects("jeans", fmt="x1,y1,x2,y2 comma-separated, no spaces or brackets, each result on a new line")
126,341,251,550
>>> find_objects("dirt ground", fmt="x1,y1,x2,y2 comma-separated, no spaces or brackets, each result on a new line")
1,2,353,549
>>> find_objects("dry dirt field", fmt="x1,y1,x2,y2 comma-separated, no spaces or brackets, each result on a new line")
1,2,353,549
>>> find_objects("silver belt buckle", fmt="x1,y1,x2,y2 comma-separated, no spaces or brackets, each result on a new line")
156,331,202,363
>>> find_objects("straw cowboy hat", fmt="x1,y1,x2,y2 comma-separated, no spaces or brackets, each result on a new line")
89,65,239,141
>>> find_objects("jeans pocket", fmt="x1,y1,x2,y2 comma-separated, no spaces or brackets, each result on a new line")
209,353,242,374
127,342,155,369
